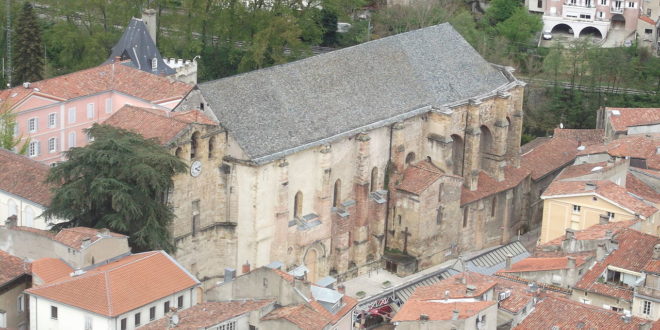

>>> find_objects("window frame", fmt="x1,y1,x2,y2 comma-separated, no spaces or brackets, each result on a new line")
149,306,156,321
28,117,37,133
68,107,77,124
48,137,57,153
86,103,95,119
177,295,184,308
643,300,652,315
28,141,39,157
48,113,57,128
17,294,24,313
51,306,58,320
134,312,141,327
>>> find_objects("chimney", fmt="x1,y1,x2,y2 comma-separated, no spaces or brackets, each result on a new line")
81,238,92,249
451,310,459,321
585,182,597,191
337,284,345,294
142,9,158,46
22,82,30,89
419,314,429,321
640,322,652,330
565,228,576,241
505,254,513,270
5,215,17,228
224,268,236,282
653,244,660,260
599,214,610,225
466,285,477,296
596,242,606,261
567,256,576,269
622,311,632,323
605,230,613,240
242,261,251,274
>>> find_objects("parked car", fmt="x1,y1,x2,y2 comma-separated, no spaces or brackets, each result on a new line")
543,31,552,40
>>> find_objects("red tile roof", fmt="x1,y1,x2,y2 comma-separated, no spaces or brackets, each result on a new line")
626,173,660,203
0,62,193,109
31,258,73,284
461,166,530,205
643,260,660,275
521,137,579,180
103,105,217,145
606,107,660,132
514,296,650,329
0,250,29,287
52,227,125,250
26,251,199,317
555,161,608,180
392,300,496,322
553,128,605,145
574,229,659,301
409,272,497,301
0,148,54,206
640,15,656,25
491,277,543,313
397,160,457,195
139,299,275,329
542,180,658,218
606,135,660,160
497,256,587,273
520,137,550,155
261,304,332,330
539,220,637,248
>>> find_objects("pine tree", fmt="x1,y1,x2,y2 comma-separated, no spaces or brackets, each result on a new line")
44,124,187,252
13,2,44,84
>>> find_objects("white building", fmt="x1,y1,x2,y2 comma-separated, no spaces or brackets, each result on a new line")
26,251,200,330
542,0,642,40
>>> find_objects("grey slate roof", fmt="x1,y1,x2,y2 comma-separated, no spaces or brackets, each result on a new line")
197,23,513,164
105,18,175,75
465,241,530,275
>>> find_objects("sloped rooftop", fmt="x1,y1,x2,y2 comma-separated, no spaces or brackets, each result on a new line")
105,18,175,75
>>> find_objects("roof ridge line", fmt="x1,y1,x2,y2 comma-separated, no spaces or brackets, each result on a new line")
104,251,159,273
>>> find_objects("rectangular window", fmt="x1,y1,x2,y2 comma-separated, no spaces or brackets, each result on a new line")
600,0,606,4
192,200,200,236
51,306,58,319
438,184,443,202
17,295,24,312
607,211,615,219
68,107,77,123
436,207,443,225
164,301,170,313
68,132,76,148
628,1,634,7
643,300,652,315
537,0,542,6
86,103,95,119
105,98,112,113
178,295,184,308
120,318,127,330
149,306,156,321
48,137,57,153
28,118,37,132
48,113,57,128
28,141,39,157
84,316,92,330
463,207,469,228
491,197,497,217
573,205,581,213
645,29,653,34
134,313,141,326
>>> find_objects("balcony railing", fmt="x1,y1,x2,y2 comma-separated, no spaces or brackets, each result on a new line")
611,6,623,13
564,2,596,8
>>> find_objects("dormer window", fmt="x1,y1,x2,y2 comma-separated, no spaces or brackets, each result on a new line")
152,58,158,71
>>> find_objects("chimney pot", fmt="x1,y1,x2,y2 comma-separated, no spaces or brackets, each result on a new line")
596,243,606,261
567,256,576,269
5,215,17,228
451,310,459,321
599,214,610,225
565,228,576,240
242,261,251,274
505,254,513,270
337,284,345,294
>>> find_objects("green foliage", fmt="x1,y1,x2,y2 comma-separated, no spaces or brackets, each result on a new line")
495,8,542,48
13,2,44,84
44,124,187,252
485,0,521,25
0,105,28,154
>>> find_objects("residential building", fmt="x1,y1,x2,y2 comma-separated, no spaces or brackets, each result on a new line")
514,295,652,329
0,149,60,229
597,107,660,141
207,266,357,330
496,255,592,288
0,60,193,164
0,222,130,269
138,300,276,330
26,251,200,330
543,0,642,40
632,247,660,320
637,15,659,52
0,250,30,329
571,228,659,313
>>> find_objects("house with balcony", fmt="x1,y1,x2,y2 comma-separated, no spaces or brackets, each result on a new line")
632,249,660,321
543,0,642,40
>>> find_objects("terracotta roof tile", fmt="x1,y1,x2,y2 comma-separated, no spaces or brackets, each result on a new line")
0,148,54,206
490,277,544,313
103,105,217,145
392,300,496,322
520,137,550,155
574,229,659,301
26,251,199,317
606,107,660,132
521,137,579,180
643,260,660,275
626,173,660,203
461,166,530,205
139,300,275,329
555,161,608,180
640,15,656,25
606,135,660,159
31,258,73,284
514,296,650,329
553,128,604,145
497,257,587,273
397,160,457,195
52,227,124,250
542,180,658,218
0,62,193,108
539,220,637,248
0,250,29,287
409,272,497,301
261,304,331,330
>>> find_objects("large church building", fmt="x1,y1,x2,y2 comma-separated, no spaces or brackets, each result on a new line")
167,23,527,285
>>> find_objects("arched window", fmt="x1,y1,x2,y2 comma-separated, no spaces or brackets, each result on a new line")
24,207,34,227
294,191,303,219
333,179,341,207
480,126,493,171
405,152,415,165
190,132,200,159
175,147,183,159
370,167,378,192
208,136,215,159
451,134,464,176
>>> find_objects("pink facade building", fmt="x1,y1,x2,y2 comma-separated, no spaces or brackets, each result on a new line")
543,0,642,39
0,61,193,164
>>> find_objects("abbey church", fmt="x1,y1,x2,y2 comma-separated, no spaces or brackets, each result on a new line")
163,23,527,286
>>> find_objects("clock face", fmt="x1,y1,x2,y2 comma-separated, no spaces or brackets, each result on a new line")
190,160,202,177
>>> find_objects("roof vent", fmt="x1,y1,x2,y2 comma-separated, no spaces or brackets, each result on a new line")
466,284,477,295
419,314,429,321
22,82,30,89
70,269,86,277
591,166,603,172
577,145,586,151
585,183,597,190
33,87,40,92
611,110,621,116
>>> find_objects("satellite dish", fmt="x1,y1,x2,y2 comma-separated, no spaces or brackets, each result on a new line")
560,123,564,129
170,314,179,326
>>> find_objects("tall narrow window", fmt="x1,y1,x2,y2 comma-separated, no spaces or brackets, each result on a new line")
28,118,37,132
164,301,170,313
463,207,469,228
333,179,341,207
134,313,141,327
190,132,200,159
120,318,127,330
436,207,443,225
86,103,95,119
105,98,112,114
177,295,184,308
48,137,57,153
294,191,303,218
405,152,415,165
370,167,378,192
68,107,77,123
28,141,39,157
491,196,497,217
68,132,76,148
51,306,58,319
438,183,444,202
48,113,57,128
149,306,156,321
192,200,200,236
208,136,215,159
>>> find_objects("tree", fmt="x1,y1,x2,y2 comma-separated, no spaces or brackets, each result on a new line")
44,124,187,252
495,8,542,50
13,2,44,84
0,104,28,154
484,0,521,25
